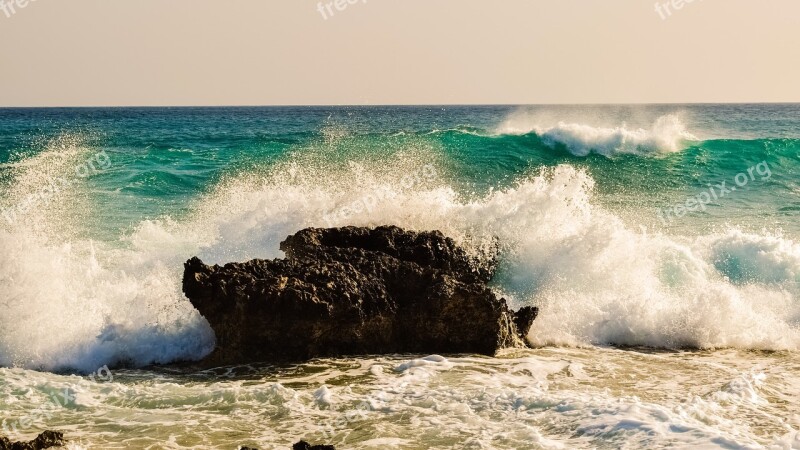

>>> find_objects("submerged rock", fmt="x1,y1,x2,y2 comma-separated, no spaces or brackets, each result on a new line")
292,442,335,450
239,442,334,450
0,431,64,450
183,226,536,365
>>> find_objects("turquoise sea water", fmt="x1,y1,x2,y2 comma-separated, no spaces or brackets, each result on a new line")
2,105,798,237
1,105,800,449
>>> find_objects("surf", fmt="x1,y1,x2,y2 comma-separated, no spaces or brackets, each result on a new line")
1,153,799,373
1,106,799,373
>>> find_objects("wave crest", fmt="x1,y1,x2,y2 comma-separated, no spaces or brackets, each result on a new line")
1,144,799,372
497,113,697,156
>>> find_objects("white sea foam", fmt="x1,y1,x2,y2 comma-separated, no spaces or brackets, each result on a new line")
0,136,215,372
143,159,800,352
497,112,697,156
5,348,793,448
1,139,799,373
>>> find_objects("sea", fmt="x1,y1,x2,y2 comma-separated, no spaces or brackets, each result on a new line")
1,104,799,449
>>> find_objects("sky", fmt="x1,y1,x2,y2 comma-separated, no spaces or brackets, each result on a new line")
0,0,798,107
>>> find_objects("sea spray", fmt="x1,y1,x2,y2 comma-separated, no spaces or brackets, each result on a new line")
495,113,697,156
0,105,799,448
658,160,773,225
0,106,799,372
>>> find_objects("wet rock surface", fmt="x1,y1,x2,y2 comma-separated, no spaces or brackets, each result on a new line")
0,431,64,450
184,226,536,365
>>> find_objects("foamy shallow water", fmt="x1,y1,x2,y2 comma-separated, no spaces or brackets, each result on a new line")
2,347,800,449
2,106,800,449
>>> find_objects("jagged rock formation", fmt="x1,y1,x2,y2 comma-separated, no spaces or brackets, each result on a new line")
292,441,335,450
0,431,64,450
184,226,537,365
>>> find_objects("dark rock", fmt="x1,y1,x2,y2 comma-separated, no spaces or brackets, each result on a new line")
237,440,337,449
183,226,536,365
0,431,64,450
293,441,335,450
513,306,539,342
279,225,497,284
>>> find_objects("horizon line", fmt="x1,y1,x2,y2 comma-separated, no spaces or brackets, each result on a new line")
2,101,800,109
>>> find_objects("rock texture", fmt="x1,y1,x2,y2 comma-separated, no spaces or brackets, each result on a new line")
184,226,536,365
0,431,64,450
239,442,334,450
293,442,335,450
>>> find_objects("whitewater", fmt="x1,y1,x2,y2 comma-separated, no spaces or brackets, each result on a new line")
1,104,799,448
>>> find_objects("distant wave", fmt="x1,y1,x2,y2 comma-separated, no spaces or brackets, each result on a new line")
495,114,698,157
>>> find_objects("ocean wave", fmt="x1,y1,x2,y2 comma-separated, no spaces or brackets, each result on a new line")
495,113,698,157
5,348,792,448
0,135,215,372
1,145,799,372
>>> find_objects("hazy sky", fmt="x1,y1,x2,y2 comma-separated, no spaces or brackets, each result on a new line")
0,1,798,106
